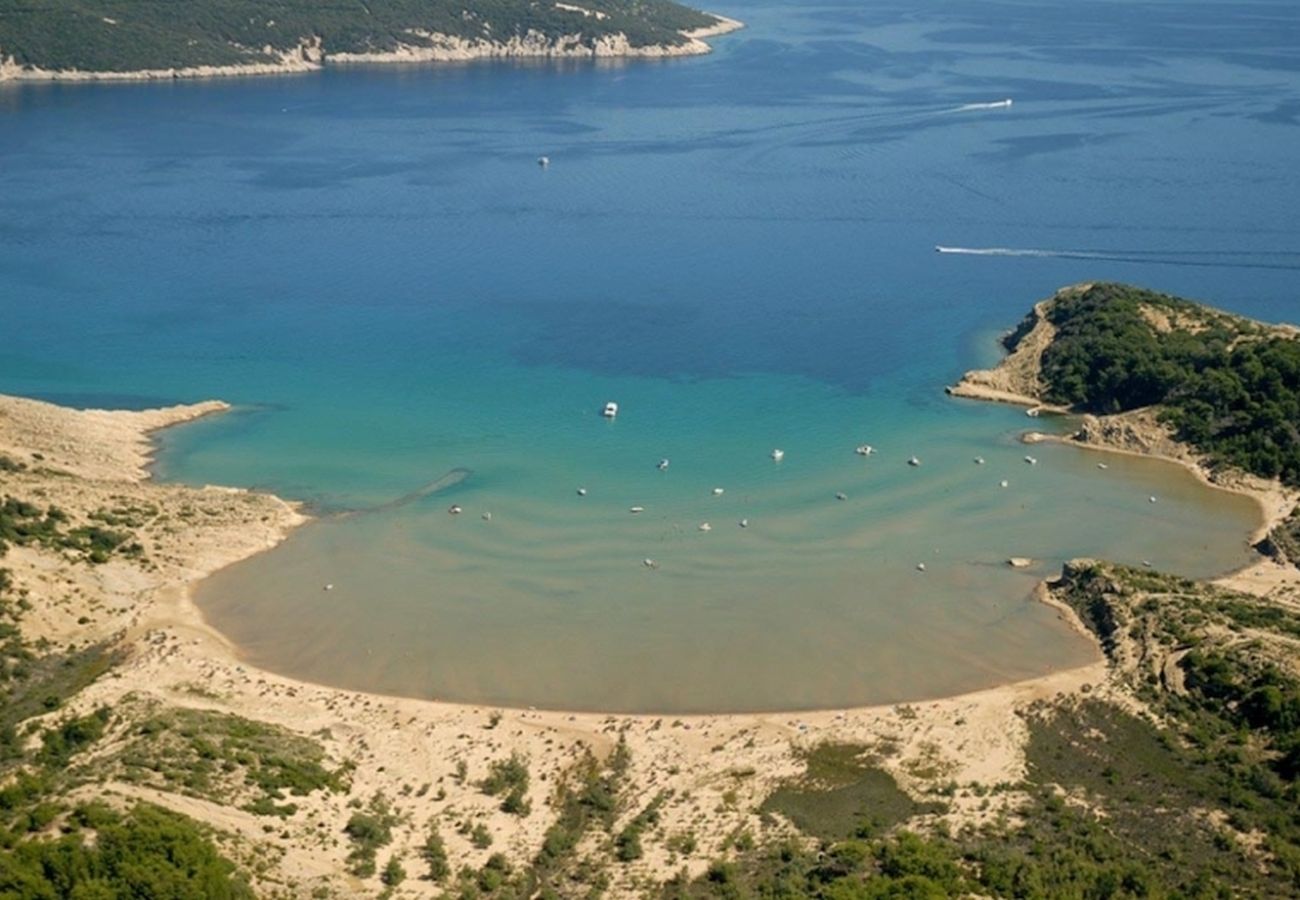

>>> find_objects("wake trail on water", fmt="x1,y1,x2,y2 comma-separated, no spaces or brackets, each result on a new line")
934,246,1300,271
948,99,1014,113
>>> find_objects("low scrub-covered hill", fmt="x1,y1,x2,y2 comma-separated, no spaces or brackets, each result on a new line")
0,0,722,75
991,283,1300,485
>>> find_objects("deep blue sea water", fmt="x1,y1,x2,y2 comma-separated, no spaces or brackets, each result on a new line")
2,0,1297,711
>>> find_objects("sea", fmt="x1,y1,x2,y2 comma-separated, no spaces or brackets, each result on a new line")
2,0,1296,712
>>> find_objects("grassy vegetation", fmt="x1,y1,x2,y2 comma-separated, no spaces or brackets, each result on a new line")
0,598,252,898
0,0,718,73
1024,564,1300,894
1,495,141,563
535,737,628,883
113,707,348,817
0,559,121,763
614,791,664,862
1028,282,1300,484
421,819,451,882
759,742,943,841
344,793,399,878
480,752,531,817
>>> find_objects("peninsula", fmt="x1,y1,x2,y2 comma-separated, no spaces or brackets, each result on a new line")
0,0,742,82
2,284,1300,896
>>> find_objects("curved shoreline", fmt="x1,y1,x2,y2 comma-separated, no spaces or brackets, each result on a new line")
3,388,1104,723
0,12,744,84
0,379,1239,892
948,284,1299,591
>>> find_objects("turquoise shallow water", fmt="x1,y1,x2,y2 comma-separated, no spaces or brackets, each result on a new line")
2,0,1296,710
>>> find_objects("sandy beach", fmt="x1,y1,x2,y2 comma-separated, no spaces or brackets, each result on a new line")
0,391,1122,896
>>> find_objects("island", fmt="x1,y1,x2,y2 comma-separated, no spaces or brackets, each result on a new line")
2,283,1299,897
0,0,743,82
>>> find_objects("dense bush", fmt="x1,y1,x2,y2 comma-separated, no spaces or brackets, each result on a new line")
0,803,253,898
1037,283,1300,484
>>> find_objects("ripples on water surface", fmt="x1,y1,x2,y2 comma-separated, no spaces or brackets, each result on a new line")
2,0,1297,710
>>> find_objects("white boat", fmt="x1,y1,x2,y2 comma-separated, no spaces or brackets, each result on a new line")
907,456,921,467
602,401,618,418
855,444,876,456
711,487,724,495
1024,455,1038,465
657,458,670,471
771,449,785,461
629,506,645,513
698,522,712,532
538,156,550,167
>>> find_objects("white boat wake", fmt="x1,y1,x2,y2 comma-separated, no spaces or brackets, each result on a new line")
935,246,1053,256
934,245,1300,271
951,99,1013,113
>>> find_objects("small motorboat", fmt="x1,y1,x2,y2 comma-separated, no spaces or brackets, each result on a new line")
698,522,712,532
657,458,670,471
771,449,785,462
835,492,848,501
538,156,550,167
603,401,619,418
577,487,588,496
448,504,463,515
629,506,645,513
855,444,876,456
738,518,749,528
711,487,724,495
1024,456,1038,465
908,456,921,467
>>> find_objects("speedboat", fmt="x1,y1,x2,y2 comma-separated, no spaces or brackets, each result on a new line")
603,401,618,418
